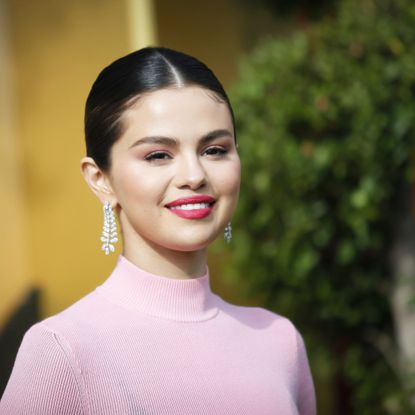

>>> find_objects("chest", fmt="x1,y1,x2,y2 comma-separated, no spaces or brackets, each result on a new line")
78,320,299,414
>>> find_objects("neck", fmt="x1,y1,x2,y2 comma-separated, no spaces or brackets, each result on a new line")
122,238,207,280
96,253,217,321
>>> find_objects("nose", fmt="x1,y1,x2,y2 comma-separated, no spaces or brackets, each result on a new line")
175,154,207,190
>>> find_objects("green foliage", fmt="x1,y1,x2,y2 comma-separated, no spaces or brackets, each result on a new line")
228,0,415,413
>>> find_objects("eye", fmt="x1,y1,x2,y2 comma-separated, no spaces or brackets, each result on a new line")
203,146,228,157
144,151,172,162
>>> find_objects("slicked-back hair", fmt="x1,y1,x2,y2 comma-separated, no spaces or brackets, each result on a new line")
84,47,236,171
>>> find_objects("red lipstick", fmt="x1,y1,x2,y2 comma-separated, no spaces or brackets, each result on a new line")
165,195,215,219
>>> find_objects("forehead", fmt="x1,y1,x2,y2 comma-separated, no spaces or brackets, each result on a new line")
120,86,233,139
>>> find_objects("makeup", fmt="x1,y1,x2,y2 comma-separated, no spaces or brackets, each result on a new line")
166,195,215,219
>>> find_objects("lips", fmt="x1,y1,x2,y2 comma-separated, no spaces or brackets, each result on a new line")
165,195,215,219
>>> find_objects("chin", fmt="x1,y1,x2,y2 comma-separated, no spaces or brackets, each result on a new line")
161,231,220,253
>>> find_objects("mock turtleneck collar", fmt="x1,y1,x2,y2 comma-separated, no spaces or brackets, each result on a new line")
95,255,219,322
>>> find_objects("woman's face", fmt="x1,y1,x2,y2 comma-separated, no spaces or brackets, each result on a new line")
106,86,240,253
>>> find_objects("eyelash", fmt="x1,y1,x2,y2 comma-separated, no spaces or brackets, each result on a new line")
144,146,228,162
203,147,228,156
144,152,171,161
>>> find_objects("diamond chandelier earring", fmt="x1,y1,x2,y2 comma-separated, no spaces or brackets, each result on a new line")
224,222,232,243
100,201,118,255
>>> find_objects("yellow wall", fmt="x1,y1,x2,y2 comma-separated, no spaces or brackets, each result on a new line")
1,0,140,322
0,0,29,328
1,0,244,324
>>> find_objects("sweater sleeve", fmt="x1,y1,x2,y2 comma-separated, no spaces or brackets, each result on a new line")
0,322,86,415
294,329,316,415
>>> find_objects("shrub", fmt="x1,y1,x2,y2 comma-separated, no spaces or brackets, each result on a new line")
228,0,415,413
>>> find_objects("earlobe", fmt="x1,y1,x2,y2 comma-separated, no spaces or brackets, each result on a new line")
80,157,116,204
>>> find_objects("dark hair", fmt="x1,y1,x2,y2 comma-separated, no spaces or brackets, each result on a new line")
84,46,236,171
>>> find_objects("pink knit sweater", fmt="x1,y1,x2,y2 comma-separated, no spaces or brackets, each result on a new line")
0,255,316,414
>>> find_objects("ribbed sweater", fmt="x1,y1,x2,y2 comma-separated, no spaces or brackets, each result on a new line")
0,255,316,415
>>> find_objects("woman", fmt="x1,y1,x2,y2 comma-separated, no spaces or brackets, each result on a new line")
0,47,316,414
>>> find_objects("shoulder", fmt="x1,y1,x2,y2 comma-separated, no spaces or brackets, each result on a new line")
20,290,98,367
12,289,106,365
15,291,101,381
1,321,88,414
216,295,301,340
37,288,104,335
16,320,78,371
22,286,111,362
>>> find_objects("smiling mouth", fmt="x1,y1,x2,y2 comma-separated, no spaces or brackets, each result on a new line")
166,203,214,219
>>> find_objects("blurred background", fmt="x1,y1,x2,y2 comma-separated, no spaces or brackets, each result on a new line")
1,0,415,413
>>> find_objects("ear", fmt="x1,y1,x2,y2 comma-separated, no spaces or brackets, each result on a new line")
80,157,117,206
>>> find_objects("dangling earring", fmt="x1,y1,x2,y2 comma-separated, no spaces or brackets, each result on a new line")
224,222,232,243
100,201,118,255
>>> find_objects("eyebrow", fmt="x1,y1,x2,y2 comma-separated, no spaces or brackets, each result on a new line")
129,129,233,149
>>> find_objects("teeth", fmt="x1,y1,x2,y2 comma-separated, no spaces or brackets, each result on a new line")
171,203,210,210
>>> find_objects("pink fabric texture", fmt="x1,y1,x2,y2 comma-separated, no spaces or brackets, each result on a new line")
0,255,316,414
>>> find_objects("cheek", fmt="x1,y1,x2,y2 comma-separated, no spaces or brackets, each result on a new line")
213,160,241,195
112,163,163,204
